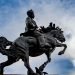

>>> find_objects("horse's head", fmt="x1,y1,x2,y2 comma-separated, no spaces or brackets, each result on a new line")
50,27,65,42
0,36,12,48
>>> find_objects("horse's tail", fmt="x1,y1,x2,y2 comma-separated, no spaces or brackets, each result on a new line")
0,36,12,47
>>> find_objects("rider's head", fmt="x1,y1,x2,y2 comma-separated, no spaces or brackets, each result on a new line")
27,9,35,19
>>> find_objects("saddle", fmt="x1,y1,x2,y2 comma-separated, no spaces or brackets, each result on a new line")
20,27,37,37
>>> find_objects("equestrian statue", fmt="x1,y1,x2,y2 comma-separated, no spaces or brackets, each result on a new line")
0,9,67,75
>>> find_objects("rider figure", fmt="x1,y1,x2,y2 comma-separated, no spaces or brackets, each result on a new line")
25,9,50,49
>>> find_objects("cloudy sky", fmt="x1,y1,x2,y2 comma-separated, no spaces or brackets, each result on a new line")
0,0,75,75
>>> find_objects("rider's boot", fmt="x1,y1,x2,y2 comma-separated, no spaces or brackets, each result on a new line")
38,35,50,50
43,43,50,48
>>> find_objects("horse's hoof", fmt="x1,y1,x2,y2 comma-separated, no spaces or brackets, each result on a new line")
27,72,36,75
58,51,64,55
27,70,35,75
29,72,39,75
43,72,48,75
35,67,43,75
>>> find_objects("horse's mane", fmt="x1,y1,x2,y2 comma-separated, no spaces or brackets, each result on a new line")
39,23,63,33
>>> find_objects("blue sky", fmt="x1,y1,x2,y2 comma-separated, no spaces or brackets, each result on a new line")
0,0,75,75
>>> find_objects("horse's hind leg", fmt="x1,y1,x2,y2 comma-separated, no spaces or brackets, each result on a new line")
22,55,35,75
38,48,53,72
0,56,18,75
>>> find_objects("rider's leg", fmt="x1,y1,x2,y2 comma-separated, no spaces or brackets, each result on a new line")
34,31,50,48
0,56,18,75
38,35,50,47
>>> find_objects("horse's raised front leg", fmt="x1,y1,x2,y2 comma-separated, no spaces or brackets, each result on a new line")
56,43,67,55
0,56,18,75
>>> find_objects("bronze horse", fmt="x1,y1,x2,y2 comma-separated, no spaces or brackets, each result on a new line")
0,26,67,75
